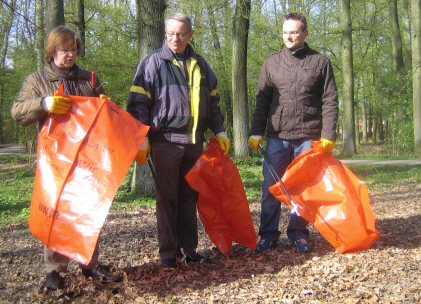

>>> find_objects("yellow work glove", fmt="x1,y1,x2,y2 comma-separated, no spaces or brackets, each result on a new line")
135,137,151,165
42,96,71,114
100,94,110,99
248,135,263,152
216,132,231,156
321,138,336,153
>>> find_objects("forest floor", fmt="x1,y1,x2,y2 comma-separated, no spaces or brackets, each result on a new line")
1,144,421,303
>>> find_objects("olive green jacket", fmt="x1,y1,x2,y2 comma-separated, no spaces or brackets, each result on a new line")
11,64,104,129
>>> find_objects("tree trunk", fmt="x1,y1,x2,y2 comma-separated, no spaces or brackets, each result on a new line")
412,0,421,156
388,0,405,84
45,0,65,36
340,0,356,156
136,0,165,60
232,0,251,159
0,0,16,144
361,77,368,143
77,0,85,58
36,0,45,70
131,0,166,194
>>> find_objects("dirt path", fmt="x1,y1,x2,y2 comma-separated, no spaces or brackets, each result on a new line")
1,177,421,303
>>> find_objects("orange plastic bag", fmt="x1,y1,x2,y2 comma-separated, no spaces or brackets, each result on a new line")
269,141,381,253
29,85,149,264
185,138,257,256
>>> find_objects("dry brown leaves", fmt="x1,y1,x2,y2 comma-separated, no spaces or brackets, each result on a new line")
1,180,421,303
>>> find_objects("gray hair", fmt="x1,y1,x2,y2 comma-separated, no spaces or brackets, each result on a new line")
165,13,192,31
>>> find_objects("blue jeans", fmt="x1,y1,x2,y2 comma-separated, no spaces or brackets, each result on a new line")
259,137,316,242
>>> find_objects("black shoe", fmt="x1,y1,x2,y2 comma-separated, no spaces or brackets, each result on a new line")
82,265,120,282
46,270,62,290
161,258,176,271
185,252,211,264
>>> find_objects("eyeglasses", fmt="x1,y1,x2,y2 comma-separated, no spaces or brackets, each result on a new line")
166,31,190,39
57,48,79,55
282,31,302,36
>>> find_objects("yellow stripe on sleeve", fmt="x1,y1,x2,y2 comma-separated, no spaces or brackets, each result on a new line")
130,86,151,98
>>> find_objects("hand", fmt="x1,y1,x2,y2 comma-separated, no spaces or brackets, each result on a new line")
100,94,110,99
216,132,231,156
42,96,71,114
248,135,263,152
321,138,336,153
135,137,151,165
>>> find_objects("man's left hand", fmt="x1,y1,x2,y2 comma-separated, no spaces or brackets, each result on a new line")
321,138,336,153
216,132,231,156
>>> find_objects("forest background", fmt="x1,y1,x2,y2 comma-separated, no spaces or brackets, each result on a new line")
1,0,421,159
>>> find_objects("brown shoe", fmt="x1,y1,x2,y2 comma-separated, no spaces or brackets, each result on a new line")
82,265,120,282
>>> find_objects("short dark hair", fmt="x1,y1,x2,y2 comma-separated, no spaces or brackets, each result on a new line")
283,12,307,31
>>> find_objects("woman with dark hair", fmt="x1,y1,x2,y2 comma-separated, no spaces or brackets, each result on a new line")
11,26,119,290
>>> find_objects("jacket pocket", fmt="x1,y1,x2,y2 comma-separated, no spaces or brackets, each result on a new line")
301,105,322,132
302,67,321,87
268,104,284,133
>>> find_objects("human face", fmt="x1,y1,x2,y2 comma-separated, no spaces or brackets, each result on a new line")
282,19,308,50
53,41,78,70
165,19,194,55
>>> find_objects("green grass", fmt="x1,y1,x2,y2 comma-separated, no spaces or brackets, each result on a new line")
1,153,421,229
0,155,36,228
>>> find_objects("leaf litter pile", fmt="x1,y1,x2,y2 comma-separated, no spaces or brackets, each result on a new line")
1,168,421,303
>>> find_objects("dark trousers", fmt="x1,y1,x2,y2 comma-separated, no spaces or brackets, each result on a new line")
150,141,203,260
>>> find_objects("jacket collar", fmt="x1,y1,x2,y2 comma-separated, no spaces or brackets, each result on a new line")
161,39,197,62
286,42,310,57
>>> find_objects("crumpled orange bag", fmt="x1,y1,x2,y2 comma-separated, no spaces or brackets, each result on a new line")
29,85,149,264
269,141,381,254
185,138,257,256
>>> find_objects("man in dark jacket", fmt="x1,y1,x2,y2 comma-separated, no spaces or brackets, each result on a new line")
248,12,339,253
127,13,230,270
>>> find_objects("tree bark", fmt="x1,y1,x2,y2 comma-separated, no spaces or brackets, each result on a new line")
411,0,421,156
131,0,166,194
77,0,85,58
232,0,251,159
340,0,356,156
36,0,45,70
45,0,65,36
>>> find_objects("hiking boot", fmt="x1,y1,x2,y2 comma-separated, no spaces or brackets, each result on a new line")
82,265,120,282
256,238,278,253
294,238,312,253
161,258,176,271
185,252,211,264
46,270,62,290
